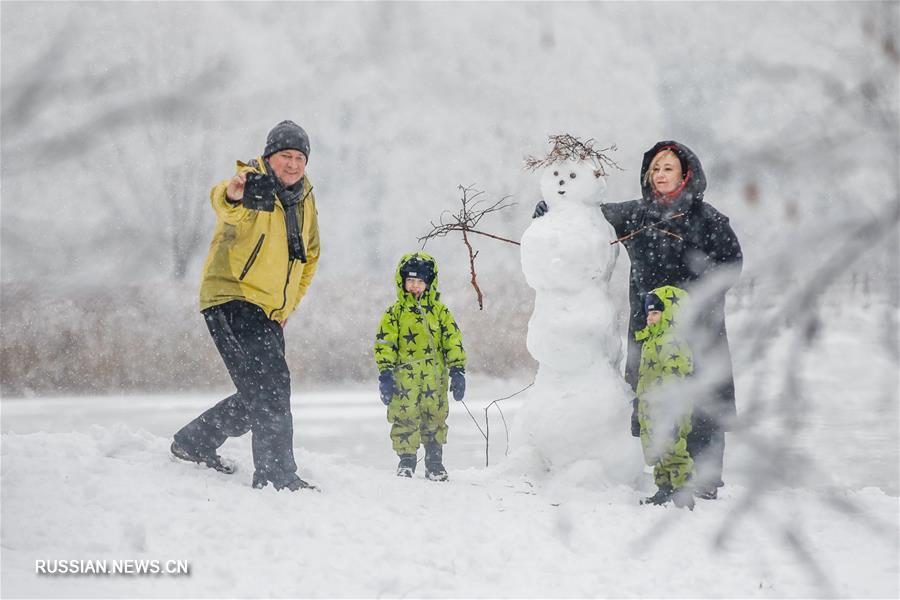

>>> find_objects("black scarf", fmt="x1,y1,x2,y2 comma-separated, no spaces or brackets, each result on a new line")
267,162,308,263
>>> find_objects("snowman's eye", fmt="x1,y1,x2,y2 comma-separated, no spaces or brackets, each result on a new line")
569,172,577,179
553,171,559,177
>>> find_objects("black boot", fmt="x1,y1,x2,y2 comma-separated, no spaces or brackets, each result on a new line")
694,485,718,500
424,443,448,482
252,472,268,489
396,454,417,478
280,476,318,492
252,471,318,492
641,484,674,506
171,440,235,474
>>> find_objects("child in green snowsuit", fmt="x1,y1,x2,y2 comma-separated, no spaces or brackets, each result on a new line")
636,285,695,509
374,252,467,481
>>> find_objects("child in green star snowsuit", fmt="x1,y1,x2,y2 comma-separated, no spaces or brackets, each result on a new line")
636,285,695,509
374,252,467,481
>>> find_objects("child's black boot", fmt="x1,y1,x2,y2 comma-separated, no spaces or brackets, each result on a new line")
642,484,674,506
396,454,417,478
424,442,448,482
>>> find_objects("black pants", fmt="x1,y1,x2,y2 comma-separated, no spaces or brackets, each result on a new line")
174,301,297,485
686,424,725,490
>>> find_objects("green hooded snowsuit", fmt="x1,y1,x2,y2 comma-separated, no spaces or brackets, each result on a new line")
374,252,467,455
635,285,694,489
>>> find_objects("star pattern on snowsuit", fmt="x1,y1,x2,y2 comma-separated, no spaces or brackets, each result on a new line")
403,331,419,345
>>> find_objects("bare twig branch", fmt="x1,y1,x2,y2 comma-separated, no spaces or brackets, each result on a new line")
483,382,531,466
462,226,484,310
524,134,624,175
610,213,685,245
418,189,518,246
418,184,519,309
460,381,534,467
649,226,684,242
466,229,521,245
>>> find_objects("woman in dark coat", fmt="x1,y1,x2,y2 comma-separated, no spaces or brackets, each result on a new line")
533,140,742,499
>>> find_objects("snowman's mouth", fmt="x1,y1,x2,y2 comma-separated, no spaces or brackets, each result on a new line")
557,190,566,195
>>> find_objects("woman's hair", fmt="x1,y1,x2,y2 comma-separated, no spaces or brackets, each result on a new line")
643,148,682,190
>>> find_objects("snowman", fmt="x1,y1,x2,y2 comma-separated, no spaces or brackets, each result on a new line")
510,136,643,487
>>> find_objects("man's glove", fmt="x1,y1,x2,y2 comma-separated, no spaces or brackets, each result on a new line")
449,367,466,401
378,371,396,406
631,397,641,438
532,200,549,219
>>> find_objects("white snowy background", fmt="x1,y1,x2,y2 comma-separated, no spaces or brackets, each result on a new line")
2,2,898,598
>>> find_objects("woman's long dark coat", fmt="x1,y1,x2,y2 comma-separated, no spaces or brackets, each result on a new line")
601,141,742,431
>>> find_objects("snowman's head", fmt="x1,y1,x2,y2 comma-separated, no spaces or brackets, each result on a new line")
539,159,607,205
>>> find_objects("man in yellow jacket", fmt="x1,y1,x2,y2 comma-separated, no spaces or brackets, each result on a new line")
172,120,321,492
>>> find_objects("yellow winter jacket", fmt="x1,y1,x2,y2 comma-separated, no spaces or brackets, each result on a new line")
199,157,320,322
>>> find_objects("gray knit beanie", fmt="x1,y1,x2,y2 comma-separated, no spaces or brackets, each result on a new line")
263,120,310,160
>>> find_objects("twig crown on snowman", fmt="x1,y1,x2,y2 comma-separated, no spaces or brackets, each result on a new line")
524,134,622,178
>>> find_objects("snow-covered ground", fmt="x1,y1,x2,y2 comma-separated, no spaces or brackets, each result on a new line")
1,417,897,598
1,390,897,597
2,305,898,598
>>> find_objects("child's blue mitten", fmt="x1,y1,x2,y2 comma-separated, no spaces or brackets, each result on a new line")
378,371,396,405
449,367,466,401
